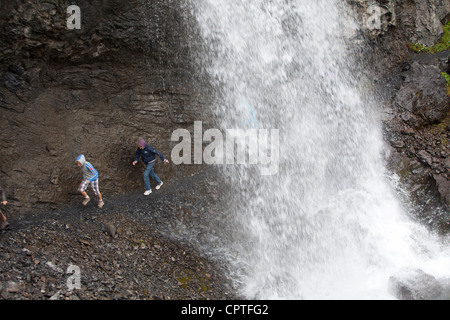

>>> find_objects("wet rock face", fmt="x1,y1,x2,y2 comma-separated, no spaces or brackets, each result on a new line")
0,0,190,65
348,0,449,232
350,0,450,43
349,0,450,74
0,0,210,212
394,60,449,127
383,52,449,233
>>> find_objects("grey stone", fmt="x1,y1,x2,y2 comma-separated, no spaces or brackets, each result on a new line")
388,267,443,300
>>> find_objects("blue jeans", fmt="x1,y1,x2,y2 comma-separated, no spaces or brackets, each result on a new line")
143,161,161,191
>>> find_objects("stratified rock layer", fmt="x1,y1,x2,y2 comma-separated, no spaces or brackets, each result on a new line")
0,0,211,211
0,0,449,236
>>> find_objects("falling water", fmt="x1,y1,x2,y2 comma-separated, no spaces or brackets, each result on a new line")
188,0,450,299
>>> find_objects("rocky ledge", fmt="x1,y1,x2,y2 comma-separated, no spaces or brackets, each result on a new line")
0,166,240,300
383,50,449,233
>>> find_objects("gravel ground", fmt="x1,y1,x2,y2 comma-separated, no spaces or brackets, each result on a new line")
0,166,241,300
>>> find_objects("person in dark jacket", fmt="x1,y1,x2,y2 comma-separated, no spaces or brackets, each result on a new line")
0,182,9,231
133,139,169,195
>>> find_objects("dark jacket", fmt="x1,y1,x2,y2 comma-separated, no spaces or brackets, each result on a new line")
134,145,165,165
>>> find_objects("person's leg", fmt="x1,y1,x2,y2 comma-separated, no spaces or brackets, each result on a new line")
143,164,152,191
148,162,162,185
90,180,104,207
78,180,91,205
0,210,7,230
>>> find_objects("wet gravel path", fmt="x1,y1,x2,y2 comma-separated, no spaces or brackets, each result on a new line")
0,167,241,300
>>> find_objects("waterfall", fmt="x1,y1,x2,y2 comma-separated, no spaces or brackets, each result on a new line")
188,0,450,299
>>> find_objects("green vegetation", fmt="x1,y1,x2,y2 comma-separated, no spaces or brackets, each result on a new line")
177,271,211,292
408,22,450,53
442,72,450,95
432,112,450,145
442,72,450,86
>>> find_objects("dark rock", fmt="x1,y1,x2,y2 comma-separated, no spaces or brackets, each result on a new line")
417,150,433,166
3,71,22,92
370,1,450,230
394,61,449,127
433,173,450,206
348,0,450,77
104,223,117,238
388,267,443,300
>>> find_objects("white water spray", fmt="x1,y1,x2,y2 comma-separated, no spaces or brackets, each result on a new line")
189,0,449,299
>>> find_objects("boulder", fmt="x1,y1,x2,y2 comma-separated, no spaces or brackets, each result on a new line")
388,267,443,300
433,173,450,206
395,61,449,127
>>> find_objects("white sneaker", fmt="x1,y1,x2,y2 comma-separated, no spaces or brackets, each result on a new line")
156,181,163,190
144,190,152,196
82,197,91,206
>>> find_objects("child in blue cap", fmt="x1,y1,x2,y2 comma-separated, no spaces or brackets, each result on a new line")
76,154,104,208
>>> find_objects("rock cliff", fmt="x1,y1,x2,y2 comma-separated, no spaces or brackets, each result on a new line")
0,0,211,212
348,0,449,231
0,0,449,233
